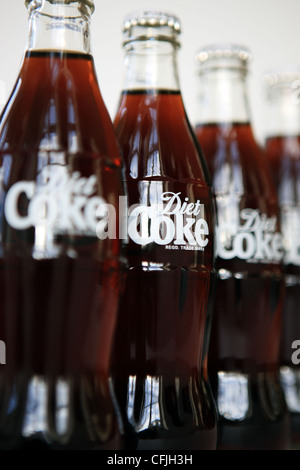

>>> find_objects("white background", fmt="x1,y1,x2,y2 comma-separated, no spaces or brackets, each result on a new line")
0,0,299,144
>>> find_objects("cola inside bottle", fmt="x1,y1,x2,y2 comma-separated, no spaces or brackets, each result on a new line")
0,1,125,449
264,69,300,449
110,11,218,450
194,45,290,450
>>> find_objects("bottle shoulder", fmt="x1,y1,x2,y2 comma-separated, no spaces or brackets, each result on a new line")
265,136,300,206
0,52,120,163
195,122,277,202
115,90,211,185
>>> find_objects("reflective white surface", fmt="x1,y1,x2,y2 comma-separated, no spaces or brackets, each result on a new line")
0,0,299,144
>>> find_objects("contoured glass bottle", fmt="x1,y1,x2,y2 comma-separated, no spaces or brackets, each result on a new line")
0,0,125,450
264,69,300,449
194,44,290,450
111,10,218,450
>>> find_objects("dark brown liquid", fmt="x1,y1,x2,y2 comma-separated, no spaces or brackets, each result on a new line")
111,90,217,450
265,135,300,448
195,123,290,450
0,51,125,449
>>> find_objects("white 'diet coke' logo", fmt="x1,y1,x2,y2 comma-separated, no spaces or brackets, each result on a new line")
125,192,209,248
3,166,210,250
217,208,284,263
4,165,105,235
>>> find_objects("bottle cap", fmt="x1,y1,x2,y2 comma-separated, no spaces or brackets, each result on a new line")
263,68,300,87
25,0,95,14
196,44,252,72
122,10,181,46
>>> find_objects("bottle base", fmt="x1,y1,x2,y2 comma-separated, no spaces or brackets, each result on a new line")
210,369,291,450
0,373,123,450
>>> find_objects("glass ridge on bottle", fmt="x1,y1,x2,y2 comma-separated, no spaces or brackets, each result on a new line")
110,10,218,450
0,0,125,450
194,44,291,450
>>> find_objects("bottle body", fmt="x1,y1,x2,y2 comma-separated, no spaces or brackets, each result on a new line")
264,71,300,449
194,46,290,450
0,4,125,450
112,88,217,450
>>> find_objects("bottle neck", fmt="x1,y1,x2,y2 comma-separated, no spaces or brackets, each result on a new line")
265,85,300,138
195,68,251,125
121,40,180,91
26,0,92,54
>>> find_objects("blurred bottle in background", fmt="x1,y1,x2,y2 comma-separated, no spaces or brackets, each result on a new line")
111,10,218,450
194,44,290,450
0,0,126,449
264,68,300,449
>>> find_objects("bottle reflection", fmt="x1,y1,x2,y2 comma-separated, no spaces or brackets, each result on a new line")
215,370,290,449
116,371,217,450
0,374,122,449
280,367,300,415
217,371,250,421
127,375,163,432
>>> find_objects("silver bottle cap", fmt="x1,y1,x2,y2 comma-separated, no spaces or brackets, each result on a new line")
196,44,252,71
25,0,95,14
122,10,181,46
263,68,300,87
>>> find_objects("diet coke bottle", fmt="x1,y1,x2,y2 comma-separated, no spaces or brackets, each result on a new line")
110,10,218,450
0,0,125,449
195,44,291,450
264,68,300,449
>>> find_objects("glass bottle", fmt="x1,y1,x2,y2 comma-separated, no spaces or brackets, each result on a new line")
264,69,300,449
110,10,218,450
0,0,125,449
194,44,291,450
